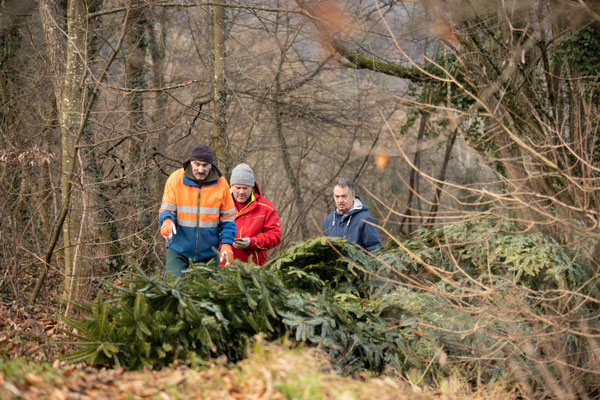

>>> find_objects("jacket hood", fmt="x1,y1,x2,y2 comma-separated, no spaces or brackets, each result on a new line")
252,181,262,197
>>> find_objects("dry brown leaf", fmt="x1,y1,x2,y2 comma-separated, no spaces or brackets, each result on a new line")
25,372,44,385
446,111,458,130
315,0,354,34
340,390,355,400
411,330,425,338
375,153,390,171
50,388,67,400
162,370,186,387
27,345,42,354
433,18,459,44
439,351,448,366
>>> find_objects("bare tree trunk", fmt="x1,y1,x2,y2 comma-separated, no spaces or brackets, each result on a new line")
211,0,229,170
29,200,70,306
268,9,310,238
65,153,89,316
400,112,429,234
148,8,167,200
58,0,87,304
126,1,147,158
426,130,458,226
38,0,67,116
30,1,131,305
273,71,308,236
211,0,232,174
124,0,155,267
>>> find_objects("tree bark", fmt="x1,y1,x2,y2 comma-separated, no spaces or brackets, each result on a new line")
38,0,67,116
30,1,131,306
273,70,308,237
211,0,229,171
59,0,87,303
426,130,458,226
148,8,168,200
126,0,147,160
400,113,429,234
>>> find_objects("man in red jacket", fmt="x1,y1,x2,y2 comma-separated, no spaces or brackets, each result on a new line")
230,163,281,265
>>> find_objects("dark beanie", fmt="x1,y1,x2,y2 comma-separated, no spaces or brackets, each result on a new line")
190,144,214,164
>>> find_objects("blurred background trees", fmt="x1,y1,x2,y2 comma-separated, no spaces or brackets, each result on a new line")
1,0,598,315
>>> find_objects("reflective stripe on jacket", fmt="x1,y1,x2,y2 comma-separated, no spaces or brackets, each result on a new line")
233,183,281,265
159,167,236,262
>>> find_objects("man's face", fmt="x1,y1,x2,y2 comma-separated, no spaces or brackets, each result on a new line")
333,185,355,215
191,160,212,181
232,184,253,203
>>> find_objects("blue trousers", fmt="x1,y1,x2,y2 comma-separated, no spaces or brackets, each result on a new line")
166,248,215,277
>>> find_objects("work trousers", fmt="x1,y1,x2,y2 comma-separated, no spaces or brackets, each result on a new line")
166,248,214,277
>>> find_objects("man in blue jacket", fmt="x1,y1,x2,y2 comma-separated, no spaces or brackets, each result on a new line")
322,178,382,252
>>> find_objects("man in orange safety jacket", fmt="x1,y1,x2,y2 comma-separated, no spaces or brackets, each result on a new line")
159,144,236,276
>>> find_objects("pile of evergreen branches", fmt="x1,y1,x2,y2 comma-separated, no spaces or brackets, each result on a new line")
62,221,597,390
62,237,403,373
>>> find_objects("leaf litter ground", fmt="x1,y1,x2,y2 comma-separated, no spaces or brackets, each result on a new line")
1,338,514,399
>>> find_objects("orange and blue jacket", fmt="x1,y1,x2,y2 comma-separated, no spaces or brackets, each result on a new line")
159,164,236,262
232,182,281,265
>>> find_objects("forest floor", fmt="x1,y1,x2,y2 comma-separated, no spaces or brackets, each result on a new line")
0,301,516,400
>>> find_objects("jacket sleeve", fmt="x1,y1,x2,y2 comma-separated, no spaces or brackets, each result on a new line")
249,204,281,250
159,172,178,226
360,212,382,252
218,182,237,245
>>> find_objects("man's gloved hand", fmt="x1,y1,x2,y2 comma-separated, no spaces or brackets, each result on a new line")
160,219,177,241
233,237,251,249
219,244,234,266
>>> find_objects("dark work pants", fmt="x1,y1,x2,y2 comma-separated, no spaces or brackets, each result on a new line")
166,248,214,277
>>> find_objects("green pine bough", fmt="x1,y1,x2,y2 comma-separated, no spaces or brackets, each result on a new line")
60,237,402,373
60,222,597,387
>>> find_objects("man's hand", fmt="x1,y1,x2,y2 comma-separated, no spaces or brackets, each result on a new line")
219,244,234,266
233,237,251,249
160,219,177,241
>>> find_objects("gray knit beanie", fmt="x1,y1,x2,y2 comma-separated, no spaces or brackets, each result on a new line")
230,163,255,187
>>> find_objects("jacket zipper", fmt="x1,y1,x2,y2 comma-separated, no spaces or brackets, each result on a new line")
194,186,201,259
236,199,253,238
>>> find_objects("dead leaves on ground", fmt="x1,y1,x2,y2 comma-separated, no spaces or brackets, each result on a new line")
0,303,515,399
1,338,516,400
1,361,275,400
0,302,67,363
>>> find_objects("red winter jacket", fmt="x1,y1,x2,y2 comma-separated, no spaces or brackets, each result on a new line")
232,183,281,265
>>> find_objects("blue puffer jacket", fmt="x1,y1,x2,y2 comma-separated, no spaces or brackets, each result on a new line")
321,196,382,252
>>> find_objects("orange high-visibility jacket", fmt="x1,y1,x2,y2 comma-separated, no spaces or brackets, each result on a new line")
159,166,236,262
